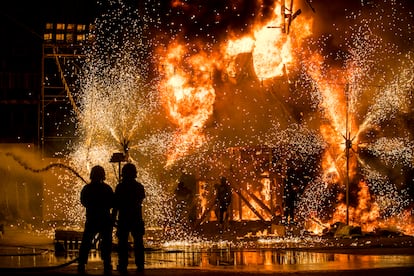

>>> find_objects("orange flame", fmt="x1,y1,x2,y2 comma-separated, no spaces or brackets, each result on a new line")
331,180,380,232
159,41,216,166
306,53,354,185
306,178,414,236
158,1,314,167
223,1,313,81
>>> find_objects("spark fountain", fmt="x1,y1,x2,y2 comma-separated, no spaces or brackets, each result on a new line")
1,1,413,247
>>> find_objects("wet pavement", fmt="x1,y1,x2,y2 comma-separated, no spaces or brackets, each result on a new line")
1,225,414,275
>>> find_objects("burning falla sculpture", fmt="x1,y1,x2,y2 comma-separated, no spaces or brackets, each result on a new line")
3,1,413,238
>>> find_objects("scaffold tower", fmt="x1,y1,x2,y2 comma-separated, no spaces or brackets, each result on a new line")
40,22,92,157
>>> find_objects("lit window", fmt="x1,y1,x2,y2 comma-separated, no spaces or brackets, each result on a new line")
45,23,54,30
67,24,75,31
56,23,65,30
66,33,74,42
77,34,85,41
43,33,53,41
56,33,65,41
77,24,85,31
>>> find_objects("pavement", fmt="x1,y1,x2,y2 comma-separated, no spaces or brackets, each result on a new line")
1,263,413,276
1,223,414,276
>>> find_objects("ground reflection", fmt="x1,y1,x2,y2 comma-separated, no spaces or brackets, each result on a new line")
1,246,414,272
143,248,414,271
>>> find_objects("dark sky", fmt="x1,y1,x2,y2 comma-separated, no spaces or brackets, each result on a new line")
1,0,413,44
0,0,98,40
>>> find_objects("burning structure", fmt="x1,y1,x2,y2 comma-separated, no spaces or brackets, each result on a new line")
1,0,413,239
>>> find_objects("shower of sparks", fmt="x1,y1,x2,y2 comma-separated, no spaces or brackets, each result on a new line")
291,0,414,234
366,137,414,168
62,1,173,227
39,0,414,239
261,123,327,162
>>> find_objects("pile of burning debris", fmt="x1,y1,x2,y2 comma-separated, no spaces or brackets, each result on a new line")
322,221,408,239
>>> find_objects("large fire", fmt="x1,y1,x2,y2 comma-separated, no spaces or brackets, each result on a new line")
152,0,414,235
159,42,216,166
160,0,313,165
57,0,414,237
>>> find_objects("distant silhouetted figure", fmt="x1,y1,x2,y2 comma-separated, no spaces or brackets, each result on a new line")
174,181,192,226
113,163,146,273
78,165,115,274
283,179,297,225
215,177,232,226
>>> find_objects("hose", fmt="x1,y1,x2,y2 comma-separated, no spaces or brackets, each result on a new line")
0,245,79,273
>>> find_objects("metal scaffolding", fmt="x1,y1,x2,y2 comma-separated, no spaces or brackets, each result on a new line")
40,22,91,157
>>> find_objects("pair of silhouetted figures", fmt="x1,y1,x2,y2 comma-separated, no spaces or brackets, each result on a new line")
77,163,145,275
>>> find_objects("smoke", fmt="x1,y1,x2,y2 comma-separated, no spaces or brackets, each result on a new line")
0,144,93,227
0,145,45,223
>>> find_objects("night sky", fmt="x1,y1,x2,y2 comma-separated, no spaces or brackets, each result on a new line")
1,0,413,55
